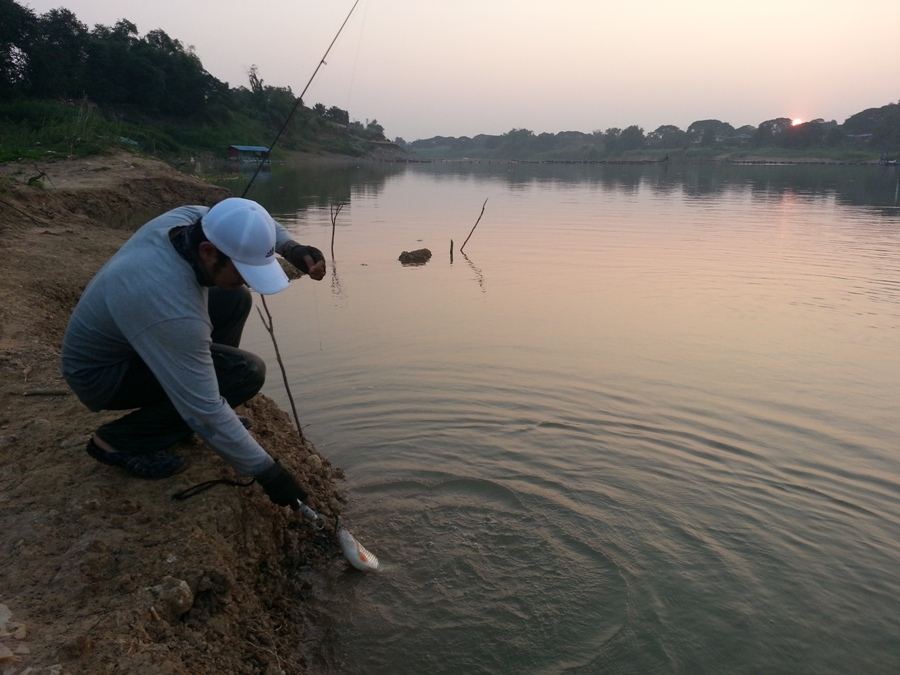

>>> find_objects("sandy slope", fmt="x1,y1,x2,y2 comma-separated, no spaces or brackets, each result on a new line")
0,152,349,674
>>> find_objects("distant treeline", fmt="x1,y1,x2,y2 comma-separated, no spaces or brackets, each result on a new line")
0,0,389,159
406,105,900,161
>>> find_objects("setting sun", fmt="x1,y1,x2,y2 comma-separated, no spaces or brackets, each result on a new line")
791,118,804,126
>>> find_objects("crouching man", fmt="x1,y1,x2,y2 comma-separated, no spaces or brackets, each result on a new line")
61,197,322,507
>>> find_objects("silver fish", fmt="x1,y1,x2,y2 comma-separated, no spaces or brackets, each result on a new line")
338,527,380,572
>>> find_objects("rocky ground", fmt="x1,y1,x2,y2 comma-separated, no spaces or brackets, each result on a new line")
0,153,352,674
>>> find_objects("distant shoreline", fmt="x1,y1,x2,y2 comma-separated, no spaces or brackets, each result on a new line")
367,155,891,167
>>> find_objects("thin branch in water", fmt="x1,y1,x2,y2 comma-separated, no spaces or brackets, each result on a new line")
459,198,488,254
256,298,304,441
329,201,345,258
450,238,454,264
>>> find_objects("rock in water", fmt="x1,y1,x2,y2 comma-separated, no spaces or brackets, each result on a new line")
398,248,432,265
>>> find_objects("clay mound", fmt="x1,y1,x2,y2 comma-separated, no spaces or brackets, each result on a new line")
0,152,348,673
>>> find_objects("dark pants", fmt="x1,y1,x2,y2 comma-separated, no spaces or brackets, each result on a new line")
95,288,265,454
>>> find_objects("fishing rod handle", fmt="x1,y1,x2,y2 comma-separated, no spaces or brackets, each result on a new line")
294,499,326,530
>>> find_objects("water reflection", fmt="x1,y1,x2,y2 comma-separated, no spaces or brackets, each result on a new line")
329,261,346,302
391,161,900,215
460,252,486,293
211,158,900,221
234,160,405,212
235,160,900,675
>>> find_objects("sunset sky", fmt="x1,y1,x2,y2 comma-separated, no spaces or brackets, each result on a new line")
23,0,900,140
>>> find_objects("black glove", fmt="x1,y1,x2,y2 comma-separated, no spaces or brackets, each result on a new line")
282,241,324,274
256,462,308,507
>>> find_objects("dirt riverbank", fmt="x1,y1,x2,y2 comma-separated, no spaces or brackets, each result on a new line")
0,152,350,673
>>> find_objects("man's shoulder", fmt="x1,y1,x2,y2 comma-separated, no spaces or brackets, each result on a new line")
104,265,208,338
138,205,210,234
101,207,210,328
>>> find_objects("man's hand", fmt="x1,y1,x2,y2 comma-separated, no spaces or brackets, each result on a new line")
302,254,326,281
283,241,326,281
256,462,308,507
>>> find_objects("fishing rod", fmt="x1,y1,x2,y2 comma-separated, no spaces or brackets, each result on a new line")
241,0,361,428
241,0,361,199
238,0,379,572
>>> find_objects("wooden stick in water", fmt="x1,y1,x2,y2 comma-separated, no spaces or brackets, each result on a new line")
459,198,488,254
256,300,303,441
330,202,345,257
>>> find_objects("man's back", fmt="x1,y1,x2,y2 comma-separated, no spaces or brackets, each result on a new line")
62,206,210,411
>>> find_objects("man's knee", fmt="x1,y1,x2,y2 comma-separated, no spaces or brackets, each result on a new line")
244,351,266,395
212,345,266,406
233,287,253,322
208,287,253,347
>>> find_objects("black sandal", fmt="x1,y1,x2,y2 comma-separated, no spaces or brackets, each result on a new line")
85,438,185,480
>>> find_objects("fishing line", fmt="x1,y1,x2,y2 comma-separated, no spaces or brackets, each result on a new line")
345,0,370,112
225,0,379,571
241,0,362,200
313,274,323,351
239,0,361,442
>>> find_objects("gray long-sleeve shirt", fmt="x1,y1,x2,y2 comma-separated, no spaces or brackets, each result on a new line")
61,205,291,475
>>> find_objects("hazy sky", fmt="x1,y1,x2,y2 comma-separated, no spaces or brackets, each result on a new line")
24,0,900,140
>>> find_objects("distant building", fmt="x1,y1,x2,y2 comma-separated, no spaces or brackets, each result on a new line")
227,145,270,162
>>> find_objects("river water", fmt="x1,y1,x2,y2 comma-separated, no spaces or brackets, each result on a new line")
235,161,900,674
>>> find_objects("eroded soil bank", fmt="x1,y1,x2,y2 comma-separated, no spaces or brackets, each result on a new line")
0,153,350,674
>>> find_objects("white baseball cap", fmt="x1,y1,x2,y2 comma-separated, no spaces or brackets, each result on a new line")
201,197,289,295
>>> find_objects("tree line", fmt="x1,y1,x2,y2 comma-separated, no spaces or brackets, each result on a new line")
408,104,900,161
0,0,387,156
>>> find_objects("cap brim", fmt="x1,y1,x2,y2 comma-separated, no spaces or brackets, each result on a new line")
233,258,290,295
